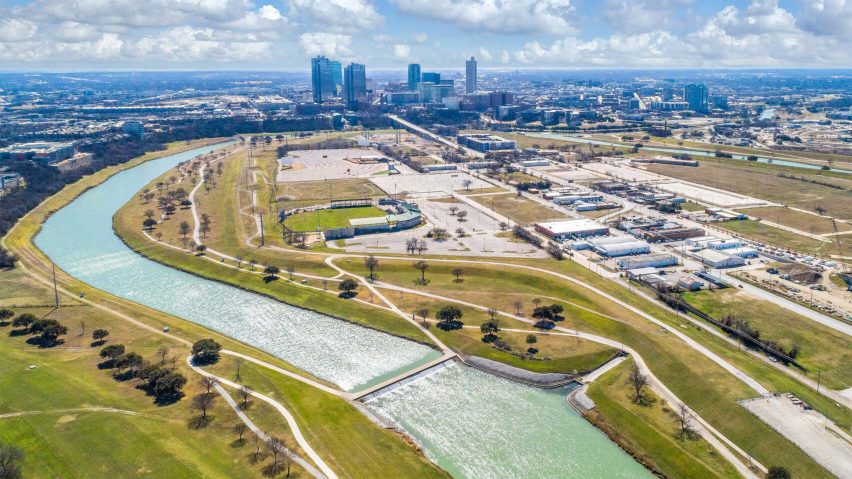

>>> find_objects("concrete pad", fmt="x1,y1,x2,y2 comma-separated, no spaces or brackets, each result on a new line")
277,148,390,182
741,396,852,479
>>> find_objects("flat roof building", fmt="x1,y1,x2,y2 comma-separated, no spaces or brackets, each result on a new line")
534,219,609,240
617,254,679,270
457,134,517,152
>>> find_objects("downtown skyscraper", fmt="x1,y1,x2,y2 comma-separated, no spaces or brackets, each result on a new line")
407,63,421,91
344,62,367,110
311,56,342,103
465,56,477,94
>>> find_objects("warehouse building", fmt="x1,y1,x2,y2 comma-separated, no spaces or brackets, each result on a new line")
456,134,517,152
535,219,609,240
596,240,652,257
617,254,679,270
695,249,746,269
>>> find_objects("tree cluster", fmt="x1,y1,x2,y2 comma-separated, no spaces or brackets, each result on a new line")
435,305,464,331
99,343,187,404
191,339,222,366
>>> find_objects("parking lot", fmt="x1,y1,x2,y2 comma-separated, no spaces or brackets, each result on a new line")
370,171,493,199
277,148,392,182
334,195,545,258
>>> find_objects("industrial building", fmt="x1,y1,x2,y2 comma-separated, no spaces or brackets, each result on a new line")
535,219,609,240
0,142,75,163
596,240,652,257
695,249,746,269
617,254,679,270
456,134,517,152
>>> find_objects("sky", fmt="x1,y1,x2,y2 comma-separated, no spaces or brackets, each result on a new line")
0,0,850,70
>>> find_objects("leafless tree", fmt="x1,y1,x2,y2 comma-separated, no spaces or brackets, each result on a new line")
449,206,459,216
451,268,464,283
286,265,295,280
413,260,429,285
156,345,170,365
191,392,215,422
233,422,247,443
627,363,648,404
321,279,328,290
238,385,251,408
513,300,523,315
675,402,696,439
415,308,430,326
364,255,379,281
456,210,468,222
200,376,219,394
234,357,243,382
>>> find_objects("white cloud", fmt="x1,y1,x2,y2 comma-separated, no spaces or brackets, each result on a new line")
0,19,37,42
393,0,576,35
478,47,493,61
513,0,852,67
602,0,690,34
299,32,353,58
499,49,510,64
796,0,852,40
393,43,411,60
413,33,429,43
225,5,289,31
289,0,382,32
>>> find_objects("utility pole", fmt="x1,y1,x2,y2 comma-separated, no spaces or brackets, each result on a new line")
52,263,59,308
259,212,265,246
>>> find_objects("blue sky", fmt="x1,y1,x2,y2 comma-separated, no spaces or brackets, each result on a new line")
0,0,849,70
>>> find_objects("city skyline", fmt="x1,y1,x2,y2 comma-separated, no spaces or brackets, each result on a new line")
0,0,850,70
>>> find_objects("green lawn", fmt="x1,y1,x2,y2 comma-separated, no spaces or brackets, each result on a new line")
714,219,846,257
284,206,387,232
681,289,852,386
3,139,448,479
587,359,742,479
205,357,450,479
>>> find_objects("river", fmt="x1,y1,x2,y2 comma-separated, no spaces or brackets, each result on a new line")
34,142,651,478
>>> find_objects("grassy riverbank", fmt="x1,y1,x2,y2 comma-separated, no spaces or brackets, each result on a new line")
2,139,449,479
586,359,742,479
109,139,845,479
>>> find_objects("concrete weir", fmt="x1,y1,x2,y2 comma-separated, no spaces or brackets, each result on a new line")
355,353,458,402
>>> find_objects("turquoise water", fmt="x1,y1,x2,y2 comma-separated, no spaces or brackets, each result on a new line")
34,141,438,392
527,132,852,174
33,142,650,478
369,364,651,479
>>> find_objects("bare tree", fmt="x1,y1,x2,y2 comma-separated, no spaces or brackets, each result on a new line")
191,392,215,422
156,345,170,365
416,239,428,255
413,260,429,285
265,437,284,476
449,206,459,216
456,210,468,222
451,268,464,283
234,357,243,382
415,308,430,327
364,255,379,281
627,363,648,404
200,376,219,394
233,422,247,444
487,307,498,321
675,402,695,439
462,179,473,191
286,265,295,280
321,279,329,290
513,300,523,315
238,385,251,408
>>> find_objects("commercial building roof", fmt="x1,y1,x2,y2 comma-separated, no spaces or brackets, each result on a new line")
536,218,607,235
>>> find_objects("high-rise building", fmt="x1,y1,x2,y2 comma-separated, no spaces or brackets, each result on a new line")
311,56,342,103
343,62,367,110
683,84,709,113
407,63,421,90
465,56,477,94
422,72,441,84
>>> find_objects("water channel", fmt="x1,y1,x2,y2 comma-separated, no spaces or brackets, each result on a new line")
526,131,852,174
34,142,651,478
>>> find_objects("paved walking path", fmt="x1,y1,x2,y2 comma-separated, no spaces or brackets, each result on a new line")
188,356,338,479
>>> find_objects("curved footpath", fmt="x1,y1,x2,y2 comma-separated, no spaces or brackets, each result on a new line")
178,153,771,476
188,356,336,479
